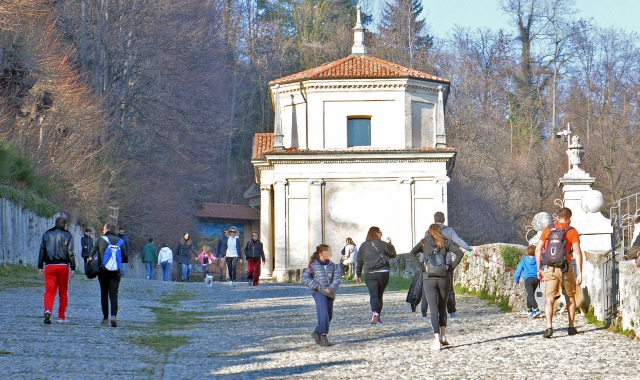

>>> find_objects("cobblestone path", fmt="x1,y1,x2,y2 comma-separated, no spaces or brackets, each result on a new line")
1,275,638,379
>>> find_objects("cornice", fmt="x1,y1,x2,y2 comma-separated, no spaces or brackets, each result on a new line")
277,83,444,96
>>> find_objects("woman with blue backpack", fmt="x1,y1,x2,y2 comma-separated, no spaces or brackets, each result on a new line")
408,224,464,351
89,223,129,327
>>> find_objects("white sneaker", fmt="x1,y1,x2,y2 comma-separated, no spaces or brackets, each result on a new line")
430,340,441,351
57,318,69,324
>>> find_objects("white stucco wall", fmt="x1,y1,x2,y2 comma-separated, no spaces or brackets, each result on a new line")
259,155,452,277
274,78,445,151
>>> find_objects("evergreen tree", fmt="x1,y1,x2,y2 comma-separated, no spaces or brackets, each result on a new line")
376,0,433,67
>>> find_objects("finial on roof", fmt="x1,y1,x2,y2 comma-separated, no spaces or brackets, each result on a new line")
351,5,367,56
273,84,284,150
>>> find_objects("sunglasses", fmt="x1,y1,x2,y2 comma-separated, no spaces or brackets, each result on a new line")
230,231,237,233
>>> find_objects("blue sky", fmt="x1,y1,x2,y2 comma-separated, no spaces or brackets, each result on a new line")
411,0,640,37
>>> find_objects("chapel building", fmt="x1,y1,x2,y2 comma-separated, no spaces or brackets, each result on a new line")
252,7,456,282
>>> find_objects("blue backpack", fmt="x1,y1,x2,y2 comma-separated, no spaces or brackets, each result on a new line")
101,236,124,272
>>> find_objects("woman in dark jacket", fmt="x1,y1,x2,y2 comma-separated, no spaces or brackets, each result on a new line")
356,226,396,324
409,224,465,351
89,223,129,327
175,232,196,282
244,231,265,286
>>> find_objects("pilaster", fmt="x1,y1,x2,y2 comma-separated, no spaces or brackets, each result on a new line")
259,184,273,279
272,180,288,282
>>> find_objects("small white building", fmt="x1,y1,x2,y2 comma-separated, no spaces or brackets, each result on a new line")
252,8,457,282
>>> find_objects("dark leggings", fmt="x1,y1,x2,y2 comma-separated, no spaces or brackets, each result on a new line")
423,276,450,333
524,277,540,310
364,271,390,314
225,257,238,282
98,270,121,319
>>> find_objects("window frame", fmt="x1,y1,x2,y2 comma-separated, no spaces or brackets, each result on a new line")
347,116,372,148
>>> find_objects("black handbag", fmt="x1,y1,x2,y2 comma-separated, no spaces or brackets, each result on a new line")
370,241,389,269
85,250,101,279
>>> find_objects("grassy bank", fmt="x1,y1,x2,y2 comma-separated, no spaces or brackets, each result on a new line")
0,264,43,288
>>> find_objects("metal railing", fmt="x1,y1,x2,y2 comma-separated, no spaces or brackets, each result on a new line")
610,193,640,258
602,244,620,322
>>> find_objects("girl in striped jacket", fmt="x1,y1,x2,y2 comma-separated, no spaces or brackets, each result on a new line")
301,244,342,347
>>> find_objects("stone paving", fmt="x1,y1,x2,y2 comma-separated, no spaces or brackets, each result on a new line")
1,274,639,379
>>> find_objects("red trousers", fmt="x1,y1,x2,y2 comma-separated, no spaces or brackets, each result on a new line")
43,264,70,319
246,257,262,285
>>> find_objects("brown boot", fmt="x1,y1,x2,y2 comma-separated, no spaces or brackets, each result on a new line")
319,335,331,347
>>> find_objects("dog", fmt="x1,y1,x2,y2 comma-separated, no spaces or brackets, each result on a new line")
205,274,214,287
553,285,586,316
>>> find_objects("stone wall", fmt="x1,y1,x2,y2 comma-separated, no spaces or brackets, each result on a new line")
0,198,86,270
618,261,640,334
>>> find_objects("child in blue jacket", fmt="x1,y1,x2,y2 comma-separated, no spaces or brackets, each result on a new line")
301,244,341,347
515,245,543,318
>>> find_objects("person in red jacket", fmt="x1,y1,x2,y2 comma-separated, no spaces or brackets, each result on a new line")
38,216,75,324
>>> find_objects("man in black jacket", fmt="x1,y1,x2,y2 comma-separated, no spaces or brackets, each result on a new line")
90,223,129,327
38,216,75,324
244,232,265,286
80,229,93,267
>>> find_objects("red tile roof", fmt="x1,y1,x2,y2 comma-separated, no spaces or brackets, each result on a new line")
253,132,275,159
269,55,450,86
195,203,260,220
251,132,455,160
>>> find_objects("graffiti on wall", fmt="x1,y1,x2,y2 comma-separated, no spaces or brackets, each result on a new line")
193,222,244,255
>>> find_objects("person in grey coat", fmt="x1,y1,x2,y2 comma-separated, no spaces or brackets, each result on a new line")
430,211,474,318
301,244,342,347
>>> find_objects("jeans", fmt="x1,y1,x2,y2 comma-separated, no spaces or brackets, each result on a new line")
161,262,171,281
364,271,390,314
181,263,192,281
144,262,154,279
120,263,126,276
98,270,121,319
313,291,334,335
226,257,239,282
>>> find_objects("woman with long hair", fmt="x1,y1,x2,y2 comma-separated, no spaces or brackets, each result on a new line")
356,226,396,324
341,237,358,277
408,224,465,351
220,226,243,286
175,232,196,282
301,244,342,346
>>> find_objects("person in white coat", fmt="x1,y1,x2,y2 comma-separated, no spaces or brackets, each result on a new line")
158,244,173,281
341,237,358,277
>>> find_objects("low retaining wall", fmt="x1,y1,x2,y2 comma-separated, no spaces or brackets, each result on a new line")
619,261,640,334
0,198,84,270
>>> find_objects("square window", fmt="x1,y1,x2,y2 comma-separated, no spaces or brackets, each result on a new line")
347,118,371,147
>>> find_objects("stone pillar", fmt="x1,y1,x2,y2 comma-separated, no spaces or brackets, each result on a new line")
398,178,414,251
272,180,288,282
259,184,273,280
309,179,324,254
558,136,612,251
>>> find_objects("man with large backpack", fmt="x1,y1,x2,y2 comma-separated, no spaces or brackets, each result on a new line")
89,223,129,327
535,207,583,338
